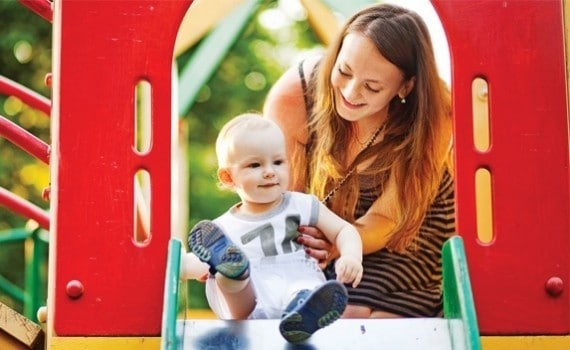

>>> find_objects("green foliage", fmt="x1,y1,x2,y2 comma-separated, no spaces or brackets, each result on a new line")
0,0,51,231
0,0,51,313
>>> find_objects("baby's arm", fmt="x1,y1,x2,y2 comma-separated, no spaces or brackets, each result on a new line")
315,202,363,287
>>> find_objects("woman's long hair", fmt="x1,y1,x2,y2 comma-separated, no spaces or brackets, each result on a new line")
304,3,452,252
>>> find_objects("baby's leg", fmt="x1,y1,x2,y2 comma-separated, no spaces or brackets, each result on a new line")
189,220,254,319
215,275,256,319
188,220,249,279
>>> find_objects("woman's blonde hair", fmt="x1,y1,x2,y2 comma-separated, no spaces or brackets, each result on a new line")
300,4,452,252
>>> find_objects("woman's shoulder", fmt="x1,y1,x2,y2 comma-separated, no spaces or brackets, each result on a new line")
299,55,321,79
263,56,322,142
286,191,322,207
265,56,320,101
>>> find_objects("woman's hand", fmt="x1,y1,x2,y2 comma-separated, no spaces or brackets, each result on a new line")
296,225,338,269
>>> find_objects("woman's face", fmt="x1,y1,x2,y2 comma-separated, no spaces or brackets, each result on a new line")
331,33,410,124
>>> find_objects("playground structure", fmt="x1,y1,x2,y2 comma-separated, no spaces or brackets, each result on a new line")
0,0,568,349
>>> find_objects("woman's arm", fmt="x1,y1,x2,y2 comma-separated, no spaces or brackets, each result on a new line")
353,211,396,255
299,208,395,262
263,65,308,191
263,57,320,191
300,175,399,260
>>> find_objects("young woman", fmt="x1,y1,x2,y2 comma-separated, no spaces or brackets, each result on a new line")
263,3,455,318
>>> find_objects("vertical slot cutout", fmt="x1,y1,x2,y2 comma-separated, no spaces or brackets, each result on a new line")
472,77,490,152
135,80,152,153
475,168,494,243
134,169,151,245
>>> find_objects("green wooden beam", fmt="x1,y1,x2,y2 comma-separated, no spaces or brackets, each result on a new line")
177,0,262,116
442,236,481,350
161,239,182,350
320,0,376,18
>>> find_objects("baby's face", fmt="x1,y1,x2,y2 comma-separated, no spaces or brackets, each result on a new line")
226,125,289,207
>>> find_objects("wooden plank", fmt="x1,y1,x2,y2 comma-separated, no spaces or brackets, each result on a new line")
0,302,43,349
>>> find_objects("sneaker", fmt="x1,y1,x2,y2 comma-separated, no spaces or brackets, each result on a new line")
188,220,249,280
279,280,348,343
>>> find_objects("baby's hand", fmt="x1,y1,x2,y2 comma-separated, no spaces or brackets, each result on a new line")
334,256,363,288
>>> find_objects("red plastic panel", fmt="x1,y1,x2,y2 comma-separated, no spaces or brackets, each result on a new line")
51,0,192,335
432,0,569,335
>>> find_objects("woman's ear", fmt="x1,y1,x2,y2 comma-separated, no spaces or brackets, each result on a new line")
399,76,416,99
217,168,234,188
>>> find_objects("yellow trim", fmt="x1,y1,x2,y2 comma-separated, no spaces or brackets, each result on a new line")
174,0,245,57
562,0,570,119
481,335,570,350
46,334,570,349
184,308,217,319
299,0,341,45
48,336,160,350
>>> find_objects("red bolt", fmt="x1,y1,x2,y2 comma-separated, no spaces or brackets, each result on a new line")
545,276,563,297
66,280,84,299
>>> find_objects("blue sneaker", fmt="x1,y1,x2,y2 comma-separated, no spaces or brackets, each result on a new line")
188,220,249,280
279,280,348,343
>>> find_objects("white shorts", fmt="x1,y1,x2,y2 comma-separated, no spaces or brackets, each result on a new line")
205,250,326,319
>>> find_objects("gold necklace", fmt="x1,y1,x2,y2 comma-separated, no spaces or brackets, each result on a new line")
354,123,384,148
354,132,368,147
322,121,386,204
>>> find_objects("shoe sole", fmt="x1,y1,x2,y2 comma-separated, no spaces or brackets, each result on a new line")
188,220,249,279
279,280,348,343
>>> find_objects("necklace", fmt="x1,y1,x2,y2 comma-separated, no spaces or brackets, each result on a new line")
322,121,386,204
354,125,378,148
354,132,368,148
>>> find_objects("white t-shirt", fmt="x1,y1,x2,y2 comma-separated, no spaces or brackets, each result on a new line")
205,191,327,319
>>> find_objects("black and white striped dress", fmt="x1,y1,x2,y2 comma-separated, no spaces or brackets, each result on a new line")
345,171,455,317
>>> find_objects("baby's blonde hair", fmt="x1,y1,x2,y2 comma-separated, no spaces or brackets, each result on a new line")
215,112,282,168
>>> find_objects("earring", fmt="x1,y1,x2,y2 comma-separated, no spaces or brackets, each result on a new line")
400,97,406,104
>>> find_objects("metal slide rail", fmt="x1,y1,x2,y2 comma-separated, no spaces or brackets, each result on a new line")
0,76,51,115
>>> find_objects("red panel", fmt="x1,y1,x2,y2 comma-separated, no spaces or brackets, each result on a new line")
51,0,192,335
432,0,569,335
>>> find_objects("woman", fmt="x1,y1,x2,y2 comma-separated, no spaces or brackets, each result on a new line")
263,3,455,318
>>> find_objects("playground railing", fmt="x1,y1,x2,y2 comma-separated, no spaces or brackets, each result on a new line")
0,225,48,321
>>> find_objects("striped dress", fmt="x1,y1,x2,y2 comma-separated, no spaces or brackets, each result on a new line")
346,171,455,317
